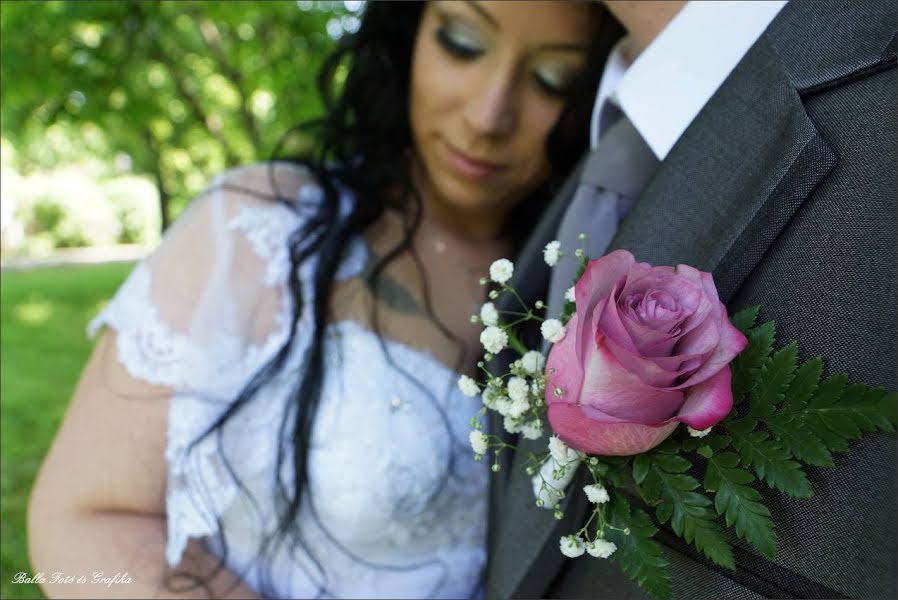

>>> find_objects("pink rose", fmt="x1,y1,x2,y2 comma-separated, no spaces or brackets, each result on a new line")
545,250,748,456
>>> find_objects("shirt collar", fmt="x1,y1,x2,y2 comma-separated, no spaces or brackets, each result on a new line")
590,0,787,159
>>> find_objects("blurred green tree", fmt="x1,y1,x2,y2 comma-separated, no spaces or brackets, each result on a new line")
1,0,355,229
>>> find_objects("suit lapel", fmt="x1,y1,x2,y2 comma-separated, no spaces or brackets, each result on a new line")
487,34,837,599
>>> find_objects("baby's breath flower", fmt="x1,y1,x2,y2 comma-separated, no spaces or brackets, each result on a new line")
495,396,514,417
488,290,500,300
688,426,713,438
457,375,479,397
480,302,499,327
521,421,543,440
507,376,529,403
469,430,488,455
507,396,530,419
560,535,586,558
503,415,524,434
480,326,508,354
583,483,610,504
482,386,502,410
541,319,566,344
543,240,562,267
521,350,546,374
549,435,579,465
585,539,617,558
489,258,514,284
565,286,576,303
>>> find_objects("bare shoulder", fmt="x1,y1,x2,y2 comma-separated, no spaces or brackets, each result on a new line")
210,161,319,209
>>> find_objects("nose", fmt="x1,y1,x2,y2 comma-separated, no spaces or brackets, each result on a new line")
462,65,519,138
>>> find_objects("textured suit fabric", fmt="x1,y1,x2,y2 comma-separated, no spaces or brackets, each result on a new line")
486,1,897,598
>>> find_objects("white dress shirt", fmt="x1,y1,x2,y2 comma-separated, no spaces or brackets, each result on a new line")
590,0,787,159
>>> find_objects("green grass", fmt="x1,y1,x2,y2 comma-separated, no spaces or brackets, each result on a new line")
1,262,133,600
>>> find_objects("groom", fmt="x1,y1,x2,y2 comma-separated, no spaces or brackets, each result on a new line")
487,0,896,598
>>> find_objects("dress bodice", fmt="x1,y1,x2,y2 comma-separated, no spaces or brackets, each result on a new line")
88,163,489,599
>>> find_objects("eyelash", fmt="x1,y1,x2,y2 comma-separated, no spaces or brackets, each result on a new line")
533,73,571,98
434,26,571,99
435,27,483,59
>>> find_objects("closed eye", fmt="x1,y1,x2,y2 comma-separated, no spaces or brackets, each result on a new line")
435,25,484,59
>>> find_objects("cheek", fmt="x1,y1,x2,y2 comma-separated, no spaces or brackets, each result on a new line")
516,100,562,183
409,43,461,138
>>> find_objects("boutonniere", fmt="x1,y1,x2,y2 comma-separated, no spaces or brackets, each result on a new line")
462,237,896,599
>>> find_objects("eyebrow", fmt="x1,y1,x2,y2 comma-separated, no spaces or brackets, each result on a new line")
466,1,499,30
463,0,589,53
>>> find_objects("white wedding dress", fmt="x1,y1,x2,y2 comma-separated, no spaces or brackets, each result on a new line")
88,163,489,599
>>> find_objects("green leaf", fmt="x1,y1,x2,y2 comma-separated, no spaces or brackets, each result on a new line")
651,459,735,569
652,453,692,474
632,454,651,485
749,341,798,418
782,356,823,411
640,468,662,504
764,411,833,466
732,320,776,400
704,452,776,559
607,496,672,599
731,305,760,335
727,425,812,498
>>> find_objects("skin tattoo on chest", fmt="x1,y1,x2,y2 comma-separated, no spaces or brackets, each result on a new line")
360,253,427,317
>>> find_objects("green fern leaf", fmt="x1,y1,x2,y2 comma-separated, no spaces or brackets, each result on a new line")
651,459,735,569
749,342,798,417
732,320,776,400
731,305,760,335
607,496,672,599
782,356,823,411
764,411,833,466
726,419,812,498
704,452,776,558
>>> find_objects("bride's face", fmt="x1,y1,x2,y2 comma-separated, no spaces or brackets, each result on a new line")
408,0,593,236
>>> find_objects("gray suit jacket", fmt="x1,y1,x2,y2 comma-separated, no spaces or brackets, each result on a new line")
486,1,897,598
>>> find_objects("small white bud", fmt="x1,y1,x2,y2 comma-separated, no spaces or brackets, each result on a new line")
489,258,514,284
559,535,586,558
521,350,546,374
480,326,508,354
469,430,488,455
457,375,479,397
688,426,713,438
480,302,499,326
541,319,566,344
585,539,617,558
543,240,562,267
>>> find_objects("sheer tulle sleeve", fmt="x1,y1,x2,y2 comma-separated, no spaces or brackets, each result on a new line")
86,162,342,566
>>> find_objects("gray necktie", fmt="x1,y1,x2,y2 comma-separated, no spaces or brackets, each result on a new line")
545,115,660,316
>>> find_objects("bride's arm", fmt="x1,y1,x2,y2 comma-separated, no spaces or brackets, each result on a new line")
27,330,262,600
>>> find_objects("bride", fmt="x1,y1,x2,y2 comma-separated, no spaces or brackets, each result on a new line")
28,2,616,598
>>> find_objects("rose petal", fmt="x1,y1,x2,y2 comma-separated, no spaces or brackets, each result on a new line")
579,336,685,422
673,365,735,429
544,312,584,407
548,403,678,455
574,251,635,364
675,309,748,389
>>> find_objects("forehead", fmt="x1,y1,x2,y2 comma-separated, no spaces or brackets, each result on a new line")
433,0,595,47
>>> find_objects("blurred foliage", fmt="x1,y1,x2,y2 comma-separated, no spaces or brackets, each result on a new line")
1,262,134,600
0,0,356,229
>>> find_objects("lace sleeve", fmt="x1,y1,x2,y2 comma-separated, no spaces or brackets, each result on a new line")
87,162,331,567
87,163,315,398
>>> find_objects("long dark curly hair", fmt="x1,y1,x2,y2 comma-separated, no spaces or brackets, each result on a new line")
169,2,624,597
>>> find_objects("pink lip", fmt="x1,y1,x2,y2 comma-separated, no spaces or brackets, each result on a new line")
444,142,503,181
